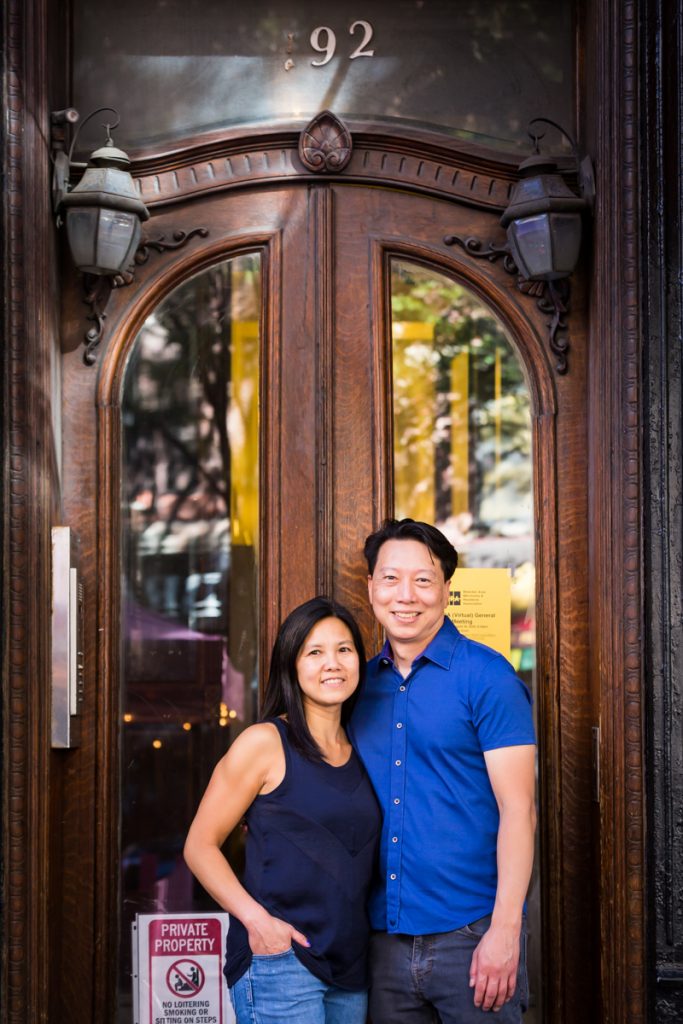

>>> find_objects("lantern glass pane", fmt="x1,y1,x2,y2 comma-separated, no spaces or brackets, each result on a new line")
119,219,144,273
507,214,553,280
95,209,140,275
548,213,582,276
65,207,100,272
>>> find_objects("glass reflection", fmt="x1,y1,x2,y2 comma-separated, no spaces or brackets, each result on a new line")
118,254,260,1018
391,259,540,1019
73,0,574,155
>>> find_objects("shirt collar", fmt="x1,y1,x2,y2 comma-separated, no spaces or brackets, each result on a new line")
378,617,461,672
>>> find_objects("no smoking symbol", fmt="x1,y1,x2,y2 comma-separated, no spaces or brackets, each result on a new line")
166,958,205,998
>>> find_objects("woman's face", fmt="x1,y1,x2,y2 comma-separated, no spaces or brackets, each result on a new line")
295,616,360,713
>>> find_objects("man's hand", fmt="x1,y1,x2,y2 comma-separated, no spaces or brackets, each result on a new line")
247,910,310,956
470,744,535,1011
469,922,520,1012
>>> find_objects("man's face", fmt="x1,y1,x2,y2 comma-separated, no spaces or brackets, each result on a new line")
368,538,451,651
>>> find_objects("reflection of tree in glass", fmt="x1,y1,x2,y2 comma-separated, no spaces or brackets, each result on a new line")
124,258,260,535
391,261,531,537
122,255,260,646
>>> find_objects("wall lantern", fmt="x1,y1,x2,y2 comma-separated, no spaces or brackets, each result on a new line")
500,118,594,282
444,118,595,375
52,107,149,276
51,108,208,365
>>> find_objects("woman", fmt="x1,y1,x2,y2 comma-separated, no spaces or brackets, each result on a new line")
184,596,381,1024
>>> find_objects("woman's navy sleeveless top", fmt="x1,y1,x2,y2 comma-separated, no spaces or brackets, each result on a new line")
224,717,381,991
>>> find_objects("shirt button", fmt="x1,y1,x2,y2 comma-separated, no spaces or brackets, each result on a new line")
392,836,398,843
395,759,401,766
390,874,397,880
396,722,403,729
399,685,406,691
394,798,400,804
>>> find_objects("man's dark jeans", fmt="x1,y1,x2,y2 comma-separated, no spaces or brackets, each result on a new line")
369,915,528,1023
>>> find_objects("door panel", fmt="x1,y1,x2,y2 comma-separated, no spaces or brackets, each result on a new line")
57,178,595,1022
331,182,594,1019
59,185,323,1020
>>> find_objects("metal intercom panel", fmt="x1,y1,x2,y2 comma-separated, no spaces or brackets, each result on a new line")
51,526,83,747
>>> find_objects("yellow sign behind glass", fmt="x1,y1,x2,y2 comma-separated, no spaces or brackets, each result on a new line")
445,568,511,662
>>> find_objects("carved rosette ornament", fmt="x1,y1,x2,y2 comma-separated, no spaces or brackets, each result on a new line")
299,110,352,173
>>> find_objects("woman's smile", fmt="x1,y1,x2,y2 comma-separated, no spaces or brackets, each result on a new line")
295,617,360,708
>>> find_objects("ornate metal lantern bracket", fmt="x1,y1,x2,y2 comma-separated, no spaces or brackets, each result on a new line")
443,233,571,375
440,118,593,375
80,227,209,364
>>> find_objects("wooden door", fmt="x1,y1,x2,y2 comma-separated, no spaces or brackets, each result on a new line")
56,171,596,1022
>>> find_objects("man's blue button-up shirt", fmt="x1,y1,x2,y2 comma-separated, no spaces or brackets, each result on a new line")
349,617,535,936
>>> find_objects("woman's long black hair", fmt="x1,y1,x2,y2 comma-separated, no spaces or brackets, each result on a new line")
260,596,366,762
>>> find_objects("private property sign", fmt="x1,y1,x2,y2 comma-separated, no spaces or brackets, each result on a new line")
132,913,234,1024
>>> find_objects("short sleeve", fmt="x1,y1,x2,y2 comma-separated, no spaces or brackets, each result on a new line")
470,654,536,752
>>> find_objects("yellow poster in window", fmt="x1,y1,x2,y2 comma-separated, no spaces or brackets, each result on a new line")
445,568,511,662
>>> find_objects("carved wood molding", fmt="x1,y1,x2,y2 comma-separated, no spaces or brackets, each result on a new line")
616,2,646,1017
4,3,30,1015
591,0,646,1019
4,0,52,1020
128,124,521,213
312,187,336,594
644,2,683,1017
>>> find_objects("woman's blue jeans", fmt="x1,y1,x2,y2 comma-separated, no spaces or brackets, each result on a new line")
229,948,368,1024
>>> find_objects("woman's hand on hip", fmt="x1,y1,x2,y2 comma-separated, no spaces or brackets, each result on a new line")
247,911,310,955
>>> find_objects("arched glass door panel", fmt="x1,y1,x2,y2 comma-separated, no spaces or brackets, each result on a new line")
118,254,261,1017
390,258,541,1021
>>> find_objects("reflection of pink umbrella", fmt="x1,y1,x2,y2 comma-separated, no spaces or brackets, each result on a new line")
221,647,245,723
126,602,221,641
126,601,224,677
124,603,226,722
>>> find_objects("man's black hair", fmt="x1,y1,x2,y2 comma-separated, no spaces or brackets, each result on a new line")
364,518,458,581
260,596,366,762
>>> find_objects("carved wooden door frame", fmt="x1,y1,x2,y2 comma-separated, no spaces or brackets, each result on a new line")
3,1,647,1011
51,117,593,1021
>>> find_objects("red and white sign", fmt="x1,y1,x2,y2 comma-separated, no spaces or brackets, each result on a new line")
133,913,233,1024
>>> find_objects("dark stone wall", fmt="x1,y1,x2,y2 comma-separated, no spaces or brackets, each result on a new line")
642,0,683,1019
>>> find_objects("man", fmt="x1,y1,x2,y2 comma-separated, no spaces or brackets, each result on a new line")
349,518,536,1022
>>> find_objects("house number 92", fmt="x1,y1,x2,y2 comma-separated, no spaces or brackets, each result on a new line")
310,20,375,66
